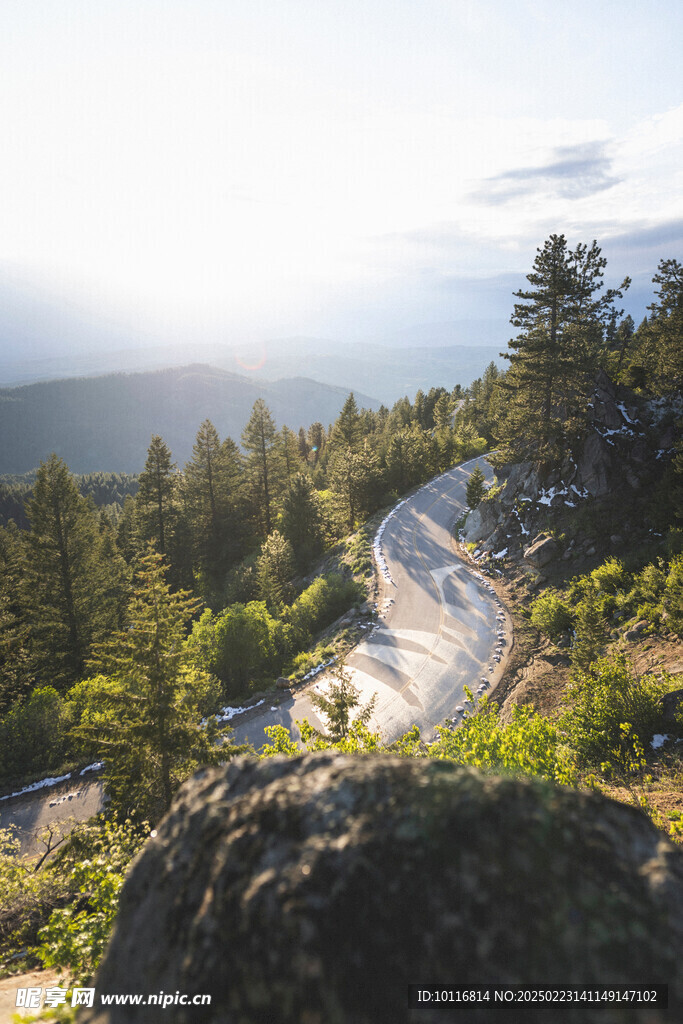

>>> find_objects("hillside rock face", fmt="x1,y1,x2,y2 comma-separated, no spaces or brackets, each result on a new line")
462,372,680,565
82,754,682,1024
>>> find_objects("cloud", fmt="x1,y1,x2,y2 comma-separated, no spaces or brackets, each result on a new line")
605,217,683,252
472,140,621,204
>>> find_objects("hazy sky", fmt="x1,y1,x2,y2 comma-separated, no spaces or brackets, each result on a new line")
1,0,682,355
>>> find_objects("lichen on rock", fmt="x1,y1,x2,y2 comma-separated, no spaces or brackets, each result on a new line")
82,753,683,1023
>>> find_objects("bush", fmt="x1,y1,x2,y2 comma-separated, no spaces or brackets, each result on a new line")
590,557,628,595
284,574,363,645
627,560,667,622
530,591,573,638
560,655,669,773
186,602,286,697
664,554,683,632
428,697,576,784
35,818,147,982
0,687,73,787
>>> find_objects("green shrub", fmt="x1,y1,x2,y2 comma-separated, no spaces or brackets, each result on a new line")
590,557,628,595
560,655,669,772
284,574,363,645
428,698,576,784
35,818,147,983
186,602,285,697
0,687,73,787
664,554,683,632
530,591,573,638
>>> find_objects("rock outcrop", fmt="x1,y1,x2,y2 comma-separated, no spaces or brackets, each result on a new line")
461,372,681,567
83,753,683,1023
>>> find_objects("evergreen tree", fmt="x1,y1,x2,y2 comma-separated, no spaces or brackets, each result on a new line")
278,425,302,483
385,425,433,493
328,442,383,531
413,388,426,428
280,472,324,571
242,399,279,537
309,662,377,742
257,530,295,608
23,455,128,689
501,234,629,458
329,393,362,451
466,465,487,509
0,524,32,710
571,585,607,671
613,314,635,376
185,420,224,530
634,259,683,391
307,422,326,465
433,393,456,471
298,426,310,463
78,548,238,823
184,421,244,593
136,435,176,555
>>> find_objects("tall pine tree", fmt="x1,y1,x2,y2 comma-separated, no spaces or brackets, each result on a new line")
242,400,279,537
78,547,239,823
136,435,176,556
184,421,244,596
501,234,629,458
23,454,128,689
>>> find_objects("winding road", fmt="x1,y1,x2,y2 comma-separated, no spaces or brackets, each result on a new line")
232,455,512,748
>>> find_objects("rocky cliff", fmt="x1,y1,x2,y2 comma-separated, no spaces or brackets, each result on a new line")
462,371,681,570
82,753,682,1023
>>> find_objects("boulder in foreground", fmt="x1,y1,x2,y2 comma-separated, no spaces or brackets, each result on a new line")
82,754,683,1023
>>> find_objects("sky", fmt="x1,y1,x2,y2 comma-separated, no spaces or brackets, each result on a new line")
1,0,682,359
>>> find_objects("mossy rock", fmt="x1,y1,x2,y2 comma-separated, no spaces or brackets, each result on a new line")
83,754,682,1023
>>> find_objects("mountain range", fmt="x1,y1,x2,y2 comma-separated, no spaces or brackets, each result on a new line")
0,365,380,475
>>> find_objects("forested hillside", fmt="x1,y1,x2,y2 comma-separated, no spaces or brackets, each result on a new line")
0,365,381,474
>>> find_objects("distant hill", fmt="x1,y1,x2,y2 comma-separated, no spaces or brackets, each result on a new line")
0,338,504,403
0,365,381,474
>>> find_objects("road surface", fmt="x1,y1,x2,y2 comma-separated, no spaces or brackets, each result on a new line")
232,456,512,748
0,776,105,856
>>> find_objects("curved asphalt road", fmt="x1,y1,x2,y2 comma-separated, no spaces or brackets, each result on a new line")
233,456,512,748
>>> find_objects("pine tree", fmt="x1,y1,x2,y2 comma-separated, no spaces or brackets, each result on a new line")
256,530,295,608
23,454,128,689
298,426,311,462
307,422,326,465
571,585,607,671
136,435,176,555
466,465,487,509
385,425,433,493
184,421,244,593
328,442,383,531
79,547,239,823
501,234,629,458
309,662,377,742
329,393,362,451
278,425,302,484
0,525,32,710
280,472,324,571
634,259,683,390
242,399,279,537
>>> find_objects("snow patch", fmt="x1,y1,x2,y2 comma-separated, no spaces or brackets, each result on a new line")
302,655,338,681
0,772,73,803
215,699,266,724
